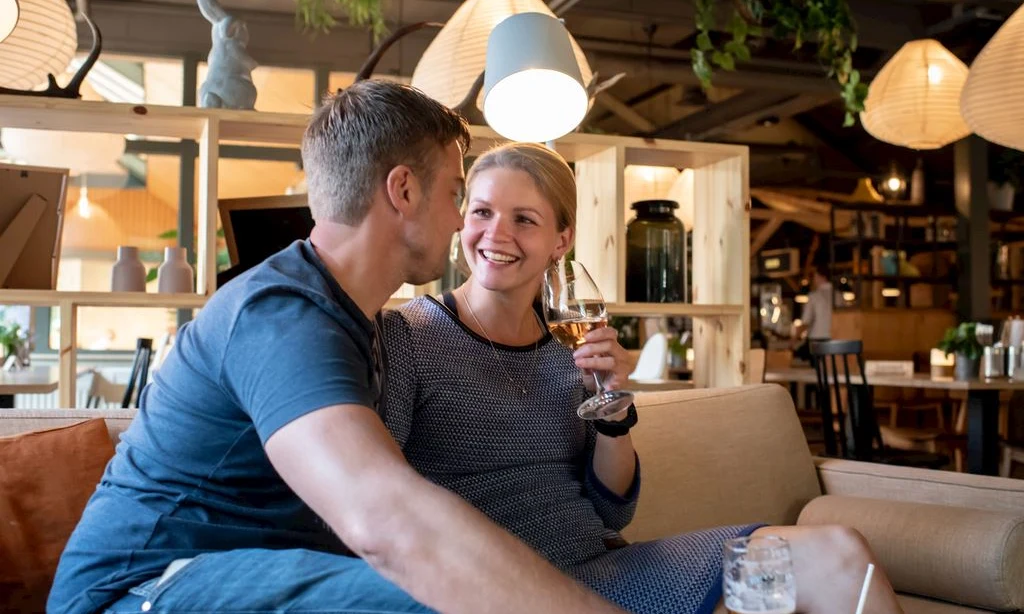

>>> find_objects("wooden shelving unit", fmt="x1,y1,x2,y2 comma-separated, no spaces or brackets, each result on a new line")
0,96,749,404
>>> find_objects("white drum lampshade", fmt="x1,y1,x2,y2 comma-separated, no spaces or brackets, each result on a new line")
0,0,19,44
411,0,592,111
961,5,1024,151
1,128,126,175
860,39,970,150
482,12,588,142
0,0,76,90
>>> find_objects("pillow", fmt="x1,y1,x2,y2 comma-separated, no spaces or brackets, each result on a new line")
0,419,115,612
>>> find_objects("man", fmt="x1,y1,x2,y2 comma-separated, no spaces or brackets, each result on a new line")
49,81,627,614
793,266,833,360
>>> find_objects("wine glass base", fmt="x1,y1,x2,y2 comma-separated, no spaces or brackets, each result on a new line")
577,390,635,421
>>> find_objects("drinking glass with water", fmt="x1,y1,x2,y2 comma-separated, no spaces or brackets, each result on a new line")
723,535,797,614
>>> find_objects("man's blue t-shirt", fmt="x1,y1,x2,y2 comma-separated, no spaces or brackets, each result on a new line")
48,240,381,614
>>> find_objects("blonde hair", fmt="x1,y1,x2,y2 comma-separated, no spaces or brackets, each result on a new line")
465,142,576,234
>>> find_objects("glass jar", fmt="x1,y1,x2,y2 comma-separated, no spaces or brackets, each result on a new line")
626,199,687,303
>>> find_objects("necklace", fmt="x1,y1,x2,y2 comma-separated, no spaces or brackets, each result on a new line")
461,291,540,396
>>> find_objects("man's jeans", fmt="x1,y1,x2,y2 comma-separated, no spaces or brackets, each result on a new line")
103,548,436,613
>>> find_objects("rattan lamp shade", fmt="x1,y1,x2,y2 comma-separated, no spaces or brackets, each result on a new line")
0,0,75,90
411,0,591,110
860,39,970,150
961,5,1024,151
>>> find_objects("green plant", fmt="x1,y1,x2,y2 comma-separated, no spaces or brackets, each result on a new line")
938,322,983,361
692,0,867,127
0,308,27,359
989,148,1024,191
294,0,386,39
145,228,230,283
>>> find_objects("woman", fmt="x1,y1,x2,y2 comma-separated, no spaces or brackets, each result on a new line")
381,142,902,614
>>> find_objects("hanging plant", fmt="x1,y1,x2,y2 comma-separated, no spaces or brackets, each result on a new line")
692,0,868,127
294,0,387,40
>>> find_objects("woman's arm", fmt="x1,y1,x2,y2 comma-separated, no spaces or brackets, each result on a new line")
574,327,639,497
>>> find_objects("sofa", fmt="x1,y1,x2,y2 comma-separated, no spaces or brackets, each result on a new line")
1,384,1021,613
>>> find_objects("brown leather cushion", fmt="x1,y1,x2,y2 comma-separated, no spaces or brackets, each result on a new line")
0,419,114,612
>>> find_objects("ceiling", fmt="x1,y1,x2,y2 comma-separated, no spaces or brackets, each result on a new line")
74,0,1022,201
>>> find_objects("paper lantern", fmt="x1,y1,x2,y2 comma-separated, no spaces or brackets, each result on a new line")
860,39,970,150
0,0,19,44
961,5,1024,151
1,128,126,175
411,0,592,110
483,12,587,142
0,0,76,90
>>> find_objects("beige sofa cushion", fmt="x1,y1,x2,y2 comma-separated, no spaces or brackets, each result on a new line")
623,385,821,542
799,495,1024,612
815,458,1024,513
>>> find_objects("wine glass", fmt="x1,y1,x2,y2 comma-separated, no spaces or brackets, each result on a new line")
542,260,635,420
723,536,797,614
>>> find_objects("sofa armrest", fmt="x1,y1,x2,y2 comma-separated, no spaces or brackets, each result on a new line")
814,457,1024,513
798,495,1024,612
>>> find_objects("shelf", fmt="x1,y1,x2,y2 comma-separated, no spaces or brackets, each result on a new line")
0,290,208,308
853,275,951,284
831,238,958,251
605,303,744,317
384,299,743,318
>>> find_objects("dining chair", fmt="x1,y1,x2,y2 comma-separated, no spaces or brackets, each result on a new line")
121,338,153,409
809,339,948,469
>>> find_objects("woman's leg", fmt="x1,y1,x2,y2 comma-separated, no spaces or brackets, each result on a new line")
753,525,904,614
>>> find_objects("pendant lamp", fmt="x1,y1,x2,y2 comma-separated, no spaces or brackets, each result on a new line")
0,0,75,90
860,39,970,150
482,11,587,142
410,0,591,111
0,0,19,44
961,4,1024,151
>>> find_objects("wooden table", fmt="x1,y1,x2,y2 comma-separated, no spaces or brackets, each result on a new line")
766,368,1024,475
0,365,60,408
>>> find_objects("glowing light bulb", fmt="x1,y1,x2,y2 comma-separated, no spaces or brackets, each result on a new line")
886,176,903,192
77,186,92,219
927,64,943,85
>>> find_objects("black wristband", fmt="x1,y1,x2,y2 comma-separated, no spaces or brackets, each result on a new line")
593,404,638,438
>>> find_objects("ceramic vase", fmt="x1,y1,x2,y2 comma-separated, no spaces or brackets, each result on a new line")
111,246,146,292
157,247,194,293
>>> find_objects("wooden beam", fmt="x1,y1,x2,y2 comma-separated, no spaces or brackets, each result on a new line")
656,92,835,140
751,217,784,253
594,92,656,133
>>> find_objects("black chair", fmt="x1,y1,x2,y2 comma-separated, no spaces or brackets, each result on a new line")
120,338,153,409
810,339,948,469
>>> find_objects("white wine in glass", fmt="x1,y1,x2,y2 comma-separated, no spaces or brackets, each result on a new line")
543,260,635,420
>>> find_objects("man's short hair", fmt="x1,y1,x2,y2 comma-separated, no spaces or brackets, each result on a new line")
301,80,471,224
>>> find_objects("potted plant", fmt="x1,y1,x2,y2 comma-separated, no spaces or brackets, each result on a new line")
938,322,983,381
691,0,866,126
0,308,28,367
988,148,1024,212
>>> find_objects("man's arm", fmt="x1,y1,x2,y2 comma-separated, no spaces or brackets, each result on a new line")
265,404,628,614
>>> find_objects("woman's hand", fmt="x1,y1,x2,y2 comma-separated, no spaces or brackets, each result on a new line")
574,326,635,392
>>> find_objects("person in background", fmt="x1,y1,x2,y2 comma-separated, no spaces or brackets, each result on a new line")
792,265,833,361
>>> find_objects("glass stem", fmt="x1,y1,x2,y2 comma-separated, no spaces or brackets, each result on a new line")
592,371,605,393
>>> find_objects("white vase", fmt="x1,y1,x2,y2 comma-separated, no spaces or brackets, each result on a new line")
988,181,1015,212
111,246,146,292
157,247,194,293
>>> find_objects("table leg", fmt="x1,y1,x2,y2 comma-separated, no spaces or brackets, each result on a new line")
0,394,13,408
967,390,1000,475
